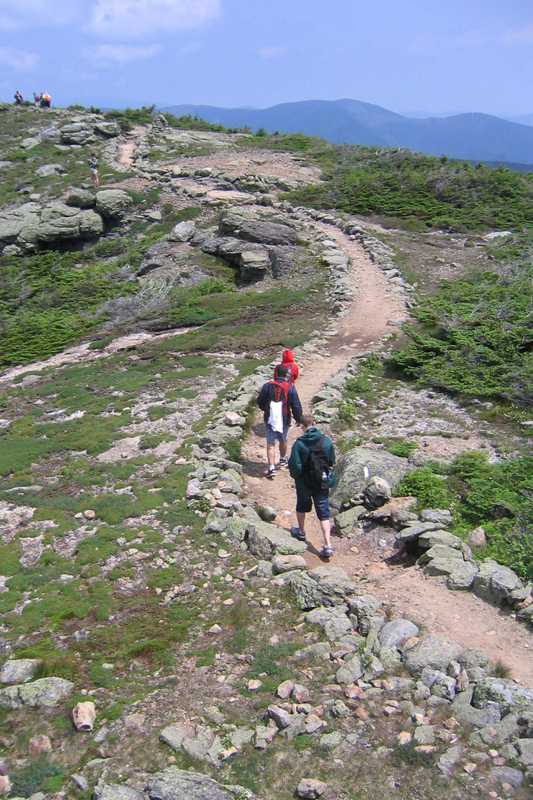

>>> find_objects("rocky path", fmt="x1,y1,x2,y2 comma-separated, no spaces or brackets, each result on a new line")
117,125,145,169
241,223,533,687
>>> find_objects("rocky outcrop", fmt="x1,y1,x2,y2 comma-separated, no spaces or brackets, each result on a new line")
146,766,248,800
95,189,132,219
329,447,411,510
0,677,73,709
0,199,105,254
60,117,120,146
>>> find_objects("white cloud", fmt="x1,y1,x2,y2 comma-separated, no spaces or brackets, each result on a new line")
83,43,161,67
89,0,220,40
0,45,39,71
0,0,79,29
502,25,533,45
259,45,285,60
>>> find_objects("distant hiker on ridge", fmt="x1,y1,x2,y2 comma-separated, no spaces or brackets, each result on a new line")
33,92,41,107
14,91,23,106
257,364,302,479
288,413,335,559
274,348,299,384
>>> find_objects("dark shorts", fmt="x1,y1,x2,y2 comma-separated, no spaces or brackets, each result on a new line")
295,484,330,521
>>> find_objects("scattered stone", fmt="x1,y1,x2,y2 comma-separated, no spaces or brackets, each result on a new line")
247,680,262,691
438,745,462,776
73,701,96,731
71,774,90,792
488,766,524,787
0,777,11,796
29,735,52,755
467,526,487,549
319,731,342,749
276,680,294,700
379,619,419,648
398,731,412,745
403,635,463,677
296,779,327,799
147,767,239,800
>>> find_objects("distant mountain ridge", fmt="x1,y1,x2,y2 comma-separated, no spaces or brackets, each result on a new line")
163,98,533,166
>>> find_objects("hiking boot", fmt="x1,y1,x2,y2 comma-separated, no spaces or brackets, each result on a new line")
320,545,333,559
290,526,306,542
266,466,276,479
279,456,288,466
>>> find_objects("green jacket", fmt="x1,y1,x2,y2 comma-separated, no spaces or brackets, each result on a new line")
288,427,335,489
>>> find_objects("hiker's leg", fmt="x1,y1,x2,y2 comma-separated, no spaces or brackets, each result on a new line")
279,439,287,459
295,485,312,536
296,511,306,534
267,442,276,468
319,518,332,548
315,490,332,547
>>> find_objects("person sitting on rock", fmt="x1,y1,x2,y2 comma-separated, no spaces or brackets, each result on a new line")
257,364,302,478
274,348,299,384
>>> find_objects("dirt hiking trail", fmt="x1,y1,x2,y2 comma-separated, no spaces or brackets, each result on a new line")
241,224,533,686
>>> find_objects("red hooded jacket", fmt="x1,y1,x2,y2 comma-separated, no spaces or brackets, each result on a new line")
274,349,299,384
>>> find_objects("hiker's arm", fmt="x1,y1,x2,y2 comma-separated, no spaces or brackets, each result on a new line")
288,443,303,479
257,385,267,410
327,439,336,467
290,388,302,424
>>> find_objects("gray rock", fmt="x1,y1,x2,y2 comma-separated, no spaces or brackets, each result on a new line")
467,526,487,548
470,713,521,746
445,561,479,590
378,645,402,670
472,677,533,714
453,702,501,728
332,505,365,537
335,654,364,685
147,767,237,800
0,677,74,709
71,774,89,792
488,766,524,787
515,739,533,766
35,163,64,178
159,723,192,751
272,554,306,574
247,520,307,560
403,634,463,677
296,779,327,799
363,476,391,509
95,189,132,219
418,544,464,565
418,530,462,549
330,448,410,510
420,509,453,525
346,594,381,617
473,559,523,604
94,121,121,138
290,566,356,610
60,122,94,145
379,619,419,648
437,745,462,776
0,659,41,685
169,221,196,242
219,207,297,246
319,731,342,749
458,648,489,670
413,725,435,745
431,673,456,701
396,520,444,543
98,786,144,800
66,189,96,209
518,604,533,622
306,606,352,641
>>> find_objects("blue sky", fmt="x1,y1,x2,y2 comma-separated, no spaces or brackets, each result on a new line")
0,0,531,116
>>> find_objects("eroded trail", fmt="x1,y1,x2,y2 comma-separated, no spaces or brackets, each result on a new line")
117,125,144,169
241,223,533,686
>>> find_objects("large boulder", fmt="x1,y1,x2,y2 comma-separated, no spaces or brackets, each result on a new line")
94,121,121,138
246,520,307,560
96,189,132,219
66,189,95,209
0,203,40,249
472,559,524,605
379,619,419,648
472,677,533,714
0,677,74,709
403,634,463,677
146,766,240,800
36,202,103,243
329,447,410,510
97,786,144,800
219,207,297,246
60,122,94,145
290,566,356,610
0,659,41,685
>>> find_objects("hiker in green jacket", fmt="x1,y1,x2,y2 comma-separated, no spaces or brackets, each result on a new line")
288,413,335,559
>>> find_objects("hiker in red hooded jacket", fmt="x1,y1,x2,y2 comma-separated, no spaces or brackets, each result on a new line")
274,349,299,384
